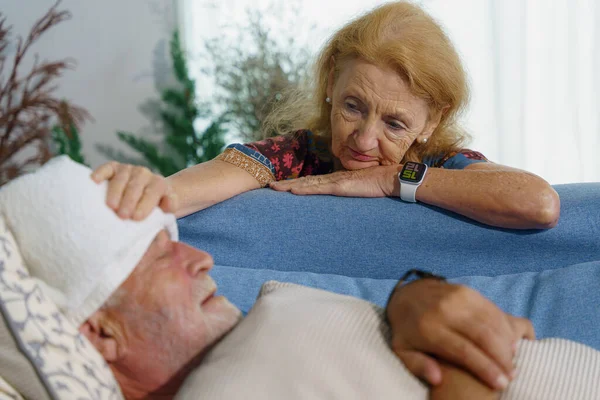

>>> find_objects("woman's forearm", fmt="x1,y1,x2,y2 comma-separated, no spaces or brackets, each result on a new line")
410,163,560,229
167,159,261,218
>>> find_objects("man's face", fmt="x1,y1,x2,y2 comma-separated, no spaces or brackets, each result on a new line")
102,230,241,391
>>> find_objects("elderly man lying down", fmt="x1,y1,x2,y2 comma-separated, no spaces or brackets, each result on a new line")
1,156,599,400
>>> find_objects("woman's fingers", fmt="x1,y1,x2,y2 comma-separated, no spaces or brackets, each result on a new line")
90,161,118,183
117,167,154,218
271,177,326,195
271,176,316,189
395,349,442,386
431,328,511,391
105,164,133,212
90,162,173,220
132,178,169,220
270,169,389,197
91,161,133,211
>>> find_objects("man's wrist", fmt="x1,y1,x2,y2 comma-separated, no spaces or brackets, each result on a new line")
431,362,501,400
385,269,446,317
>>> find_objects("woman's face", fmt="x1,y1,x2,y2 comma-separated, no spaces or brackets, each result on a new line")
327,58,440,170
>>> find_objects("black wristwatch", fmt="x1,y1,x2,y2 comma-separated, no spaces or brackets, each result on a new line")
386,269,446,305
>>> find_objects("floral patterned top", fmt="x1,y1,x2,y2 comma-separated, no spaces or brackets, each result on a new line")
216,130,488,186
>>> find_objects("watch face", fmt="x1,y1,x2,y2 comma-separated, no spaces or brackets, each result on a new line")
401,162,426,183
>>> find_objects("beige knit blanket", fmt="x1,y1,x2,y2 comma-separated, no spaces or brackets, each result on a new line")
177,281,600,400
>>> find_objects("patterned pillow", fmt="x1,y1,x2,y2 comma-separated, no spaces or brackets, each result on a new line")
0,213,124,400
0,375,24,400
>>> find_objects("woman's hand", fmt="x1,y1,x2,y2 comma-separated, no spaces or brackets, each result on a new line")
386,279,534,391
269,165,399,198
91,161,178,220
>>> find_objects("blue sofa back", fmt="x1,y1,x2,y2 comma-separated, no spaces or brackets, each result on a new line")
179,183,600,279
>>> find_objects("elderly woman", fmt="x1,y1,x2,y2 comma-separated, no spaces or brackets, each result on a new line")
94,3,559,230
93,1,553,397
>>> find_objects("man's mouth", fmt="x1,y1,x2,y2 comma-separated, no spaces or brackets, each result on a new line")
201,290,216,306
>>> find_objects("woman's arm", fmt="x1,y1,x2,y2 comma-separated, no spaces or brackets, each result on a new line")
91,159,262,220
271,162,560,230
93,133,314,220
411,163,560,229
168,159,261,218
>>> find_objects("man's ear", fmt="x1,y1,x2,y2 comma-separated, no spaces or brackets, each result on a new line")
326,56,336,100
79,310,121,363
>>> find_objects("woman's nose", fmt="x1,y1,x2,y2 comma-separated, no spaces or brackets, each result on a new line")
353,119,379,151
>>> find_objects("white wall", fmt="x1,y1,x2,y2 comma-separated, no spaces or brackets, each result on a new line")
3,0,178,168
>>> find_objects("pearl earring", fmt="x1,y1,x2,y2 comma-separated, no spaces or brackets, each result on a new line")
422,138,428,144
326,97,331,104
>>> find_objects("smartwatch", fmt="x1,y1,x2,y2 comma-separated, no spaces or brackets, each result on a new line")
398,162,428,202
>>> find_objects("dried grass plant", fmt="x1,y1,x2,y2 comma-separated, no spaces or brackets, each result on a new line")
0,1,90,186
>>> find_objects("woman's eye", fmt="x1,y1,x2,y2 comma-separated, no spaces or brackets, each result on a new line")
388,121,405,131
345,102,359,112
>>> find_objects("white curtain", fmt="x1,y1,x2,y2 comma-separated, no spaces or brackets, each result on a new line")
181,0,600,184
424,0,600,184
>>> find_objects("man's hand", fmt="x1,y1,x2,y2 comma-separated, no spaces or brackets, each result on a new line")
269,165,399,197
386,279,534,390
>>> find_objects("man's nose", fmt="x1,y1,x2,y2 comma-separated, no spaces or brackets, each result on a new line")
181,243,214,276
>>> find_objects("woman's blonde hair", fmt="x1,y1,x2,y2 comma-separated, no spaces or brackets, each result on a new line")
261,1,471,162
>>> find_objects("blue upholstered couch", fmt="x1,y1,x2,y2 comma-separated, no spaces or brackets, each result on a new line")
178,183,600,349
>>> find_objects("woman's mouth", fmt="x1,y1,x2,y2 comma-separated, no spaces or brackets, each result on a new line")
348,147,377,162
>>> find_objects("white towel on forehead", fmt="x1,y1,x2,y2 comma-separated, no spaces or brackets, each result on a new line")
0,156,178,326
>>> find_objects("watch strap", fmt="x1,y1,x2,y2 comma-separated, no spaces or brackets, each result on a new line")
396,269,447,287
400,181,418,202
386,269,447,307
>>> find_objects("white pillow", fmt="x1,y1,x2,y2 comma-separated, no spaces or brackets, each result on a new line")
0,213,124,400
177,281,600,400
